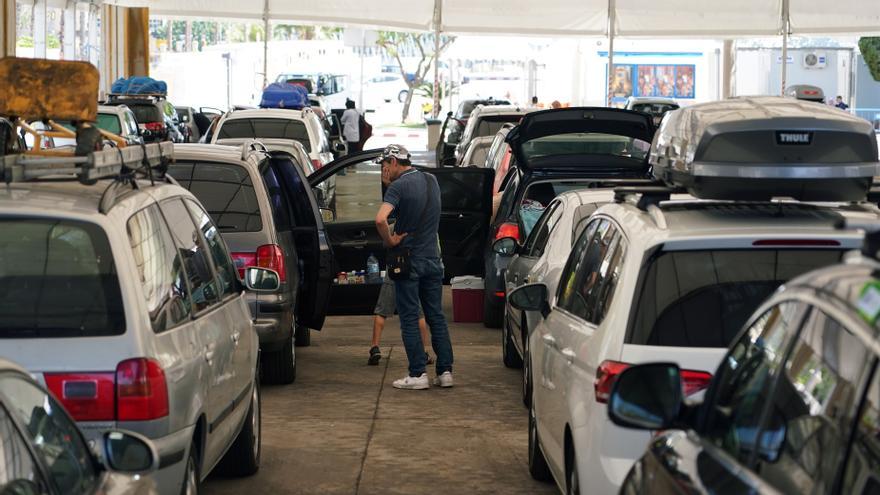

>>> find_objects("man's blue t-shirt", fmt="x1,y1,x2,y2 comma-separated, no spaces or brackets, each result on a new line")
383,169,441,259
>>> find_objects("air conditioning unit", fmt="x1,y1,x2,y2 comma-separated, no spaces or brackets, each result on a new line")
802,52,827,69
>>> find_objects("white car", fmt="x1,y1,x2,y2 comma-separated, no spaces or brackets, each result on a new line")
455,105,535,162
458,135,495,167
31,105,143,148
623,97,679,126
212,108,335,171
509,96,880,494
362,73,410,109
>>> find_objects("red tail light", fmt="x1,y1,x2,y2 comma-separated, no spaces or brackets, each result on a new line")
231,252,257,278
256,244,286,283
116,358,169,421
594,360,712,404
495,222,521,243
45,373,115,421
752,239,840,247
143,122,164,132
312,159,323,170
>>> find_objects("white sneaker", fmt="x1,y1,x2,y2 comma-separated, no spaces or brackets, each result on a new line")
392,373,429,390
433,371,454,388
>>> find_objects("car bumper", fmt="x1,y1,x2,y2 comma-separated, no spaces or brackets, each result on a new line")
246,292,293,350
576,417,651,494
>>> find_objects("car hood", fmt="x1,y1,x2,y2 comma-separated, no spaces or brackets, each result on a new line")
506,107,655,172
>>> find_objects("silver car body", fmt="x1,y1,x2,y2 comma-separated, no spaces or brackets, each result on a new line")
0,179,259,495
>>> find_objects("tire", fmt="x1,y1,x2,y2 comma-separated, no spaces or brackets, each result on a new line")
262,335,296,385
180,441,200,495
566,441,580,495
217,380,261,477
522,339,533,408
528,400,553,482
483,292,504,328
502,313,523,368
398,90,408,103
294,324,311,347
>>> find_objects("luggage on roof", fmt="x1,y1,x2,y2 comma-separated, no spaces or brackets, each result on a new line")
260,83,309,109
650,96,880,202
111,76,168,96
0,58,99,122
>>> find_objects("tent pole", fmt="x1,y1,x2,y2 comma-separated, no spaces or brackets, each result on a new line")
607,0,616,107
433,0,442,118
262,0,269,89
780,0,789,95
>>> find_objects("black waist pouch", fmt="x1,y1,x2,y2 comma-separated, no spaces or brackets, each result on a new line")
386,246,411,280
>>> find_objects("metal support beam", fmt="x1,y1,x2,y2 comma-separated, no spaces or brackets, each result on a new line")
33,0,47,59
722,39,735,99
262,0,269,88
607,0,616,107
780,0,790,95
432,0,442,118
1,0,15,57
62,0,75,60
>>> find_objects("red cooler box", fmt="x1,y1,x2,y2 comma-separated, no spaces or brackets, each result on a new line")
451,276,485,323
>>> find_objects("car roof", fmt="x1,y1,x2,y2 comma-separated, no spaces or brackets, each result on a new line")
223,108,311,121
472,105,531,117
0,179,169,216
173,143,262,169
0,358,30,376
627,97,677,104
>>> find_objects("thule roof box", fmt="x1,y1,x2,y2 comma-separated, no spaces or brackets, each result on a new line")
650,96,880,202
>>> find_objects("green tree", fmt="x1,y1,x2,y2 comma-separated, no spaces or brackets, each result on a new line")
376,31,454,123
860,37,880,82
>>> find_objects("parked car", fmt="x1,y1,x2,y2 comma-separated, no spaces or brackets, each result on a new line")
362,73,410,109
29,105,144,149
459,135,495,167
610,228,880,495
624,96,679,126
274,73,350,110
508,96,880,495
482,107,656,328
177,106,202,142
106,95,183,143
0,358,160,494
785,83,826,103
0,143,268,494
436,97,511,166
455,105,534,163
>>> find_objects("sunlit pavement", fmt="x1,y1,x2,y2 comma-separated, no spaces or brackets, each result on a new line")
203,290,556,495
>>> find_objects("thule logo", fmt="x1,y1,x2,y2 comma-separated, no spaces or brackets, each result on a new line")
776,131,813,145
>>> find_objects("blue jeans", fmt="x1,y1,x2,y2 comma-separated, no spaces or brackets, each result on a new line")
394,257,453,377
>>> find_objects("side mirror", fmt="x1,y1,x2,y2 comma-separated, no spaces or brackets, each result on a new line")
319,207,336,223
493,237,518,255
103,430,159,474
244,267,281,292
608,363,682,430
334,142,347,153
508,283,550,318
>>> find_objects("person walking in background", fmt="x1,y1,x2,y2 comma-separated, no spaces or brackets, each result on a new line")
341,99,361,153
375,144,454,390
835,96,850,111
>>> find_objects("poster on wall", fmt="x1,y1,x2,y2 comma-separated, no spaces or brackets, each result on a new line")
611,65,633,98
637,66,657,97
654,66,675,97
675,65,695,98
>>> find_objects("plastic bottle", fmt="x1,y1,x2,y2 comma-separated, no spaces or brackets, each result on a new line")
366,253,379,283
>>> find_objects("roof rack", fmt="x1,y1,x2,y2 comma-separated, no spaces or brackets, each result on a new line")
613,182,685,211
107,93,166,101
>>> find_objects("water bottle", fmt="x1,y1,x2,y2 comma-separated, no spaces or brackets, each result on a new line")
366,253,380,283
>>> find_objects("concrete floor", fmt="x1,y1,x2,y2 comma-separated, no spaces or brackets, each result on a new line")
203,289,557,495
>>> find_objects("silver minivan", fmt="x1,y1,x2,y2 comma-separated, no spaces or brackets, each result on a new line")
0,172,270,494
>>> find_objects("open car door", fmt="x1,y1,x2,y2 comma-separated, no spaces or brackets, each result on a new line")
422,166,494,279
308,149,386,315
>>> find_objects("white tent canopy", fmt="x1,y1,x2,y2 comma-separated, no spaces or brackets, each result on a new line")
109,0,880,37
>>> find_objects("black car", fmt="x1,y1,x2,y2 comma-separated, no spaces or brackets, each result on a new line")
609,245,880,495
481,107,656,327
106,96,183,143
0,117,25,156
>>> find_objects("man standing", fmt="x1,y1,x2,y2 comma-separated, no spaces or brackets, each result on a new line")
375,145,454,390
835,96,850,111
341,99,361,153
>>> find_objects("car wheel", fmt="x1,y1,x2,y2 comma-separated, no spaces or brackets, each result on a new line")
262,334,296,385
483,292,503,328
529,400,553,482
181,442,200,495
398,90,408,103
502,313,523,369
294,324,311,347
566,440,580,495
522,339,533,408
217,379,261,477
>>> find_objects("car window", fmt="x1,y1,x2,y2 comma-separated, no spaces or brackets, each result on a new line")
494,172,519,225
270,158,318,228
217,118,311,152
168,161,263,233
523,200,561,258
184,199,239,298
628,249,845,348
261,164,294,231
126,103,162,123
474,115,523,140
0,403,46,495
520,181,596,238
0,374,97,494
0,218,125,338
701,302,804,465
160,199,219,311
95,113,122,134
559,220,623,324
757,308,872,493
324,159,382,223
127,205,193,332
125,111,139,136
844,364,880,494
556,219,603,317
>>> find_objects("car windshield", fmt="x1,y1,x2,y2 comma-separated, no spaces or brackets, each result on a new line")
520,132,651,163
0,218,125,337
472,115,522,139
628,249,845,348
56,113,121,135
631,103,678,115
126,103,162,123
457,100,511,118
217,118,311,152
168,162,263,232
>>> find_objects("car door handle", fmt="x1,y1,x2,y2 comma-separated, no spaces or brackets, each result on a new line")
352,230,367,239
561,348,576,364
541,334,557,348
204,345,215,363
441,212,465,219
231,331,240,346
341,240,368,248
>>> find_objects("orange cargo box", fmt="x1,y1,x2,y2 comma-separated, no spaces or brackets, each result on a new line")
0,57,98,122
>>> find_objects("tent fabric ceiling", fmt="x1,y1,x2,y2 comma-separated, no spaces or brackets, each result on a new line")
107,0,880,37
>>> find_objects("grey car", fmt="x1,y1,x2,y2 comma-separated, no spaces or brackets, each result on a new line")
0,358,159,494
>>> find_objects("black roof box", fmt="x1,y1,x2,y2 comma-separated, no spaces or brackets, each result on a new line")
650,96,880,202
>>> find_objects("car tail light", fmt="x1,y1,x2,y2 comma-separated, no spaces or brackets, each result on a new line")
256,244,286,283
594,360,713,404
45,373,115,421
116,358,169,421
495,291,506,298
143,122,164,132
231,252,257,278
752,239,840,247
494,222,521,243
312,159,323,170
